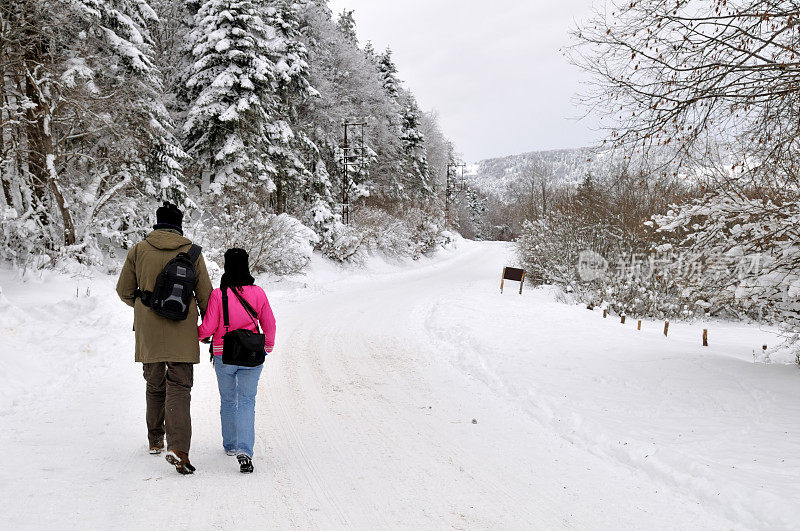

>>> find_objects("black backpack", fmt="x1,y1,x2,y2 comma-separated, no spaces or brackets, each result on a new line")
136,244,202,321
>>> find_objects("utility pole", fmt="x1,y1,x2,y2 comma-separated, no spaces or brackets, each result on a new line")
340,120,367,224
445,162,466,226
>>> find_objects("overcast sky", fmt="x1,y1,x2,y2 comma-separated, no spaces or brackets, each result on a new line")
327,0,602,163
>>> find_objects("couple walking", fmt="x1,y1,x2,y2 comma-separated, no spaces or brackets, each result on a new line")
115,202,276,474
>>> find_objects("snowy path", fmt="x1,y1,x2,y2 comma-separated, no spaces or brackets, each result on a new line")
1,241,797,529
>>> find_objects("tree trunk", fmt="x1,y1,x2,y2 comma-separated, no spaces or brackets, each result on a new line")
42,113,75,246
0,87,14,207
17,0,76,247
541,179,547,219
24,63,76,246
275,177,286,213
22,12,49,220
0,11,16,208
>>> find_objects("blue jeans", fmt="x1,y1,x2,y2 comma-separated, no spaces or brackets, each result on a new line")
213,357,263,458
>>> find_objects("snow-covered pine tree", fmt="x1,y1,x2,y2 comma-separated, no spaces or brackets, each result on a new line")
399,95,431,198
3,0,455,268
182,0,276,195
465,187,487,240
263,0,321,214
363,40,376,61
336,9,358,45
377,48,400,99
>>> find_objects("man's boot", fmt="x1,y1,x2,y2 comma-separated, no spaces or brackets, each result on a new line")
165,450,196,475
149,444,164,455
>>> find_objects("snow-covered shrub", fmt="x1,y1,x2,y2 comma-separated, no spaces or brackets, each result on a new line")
516,214,619,288
653,192,800,360
652,193,800,322
194,202,318,276
597,246,687,319
352,205,448,260
306,198,364,263
0,207,43,266
355,207,411,256
517,218,577,287
317,220,363,263
516,213,687,318
404,207,448,259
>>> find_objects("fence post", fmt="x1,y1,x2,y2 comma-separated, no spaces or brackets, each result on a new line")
663,321,669,337
637,320,642,330
621,315,626,324
702,329,708,347
603,309,607,318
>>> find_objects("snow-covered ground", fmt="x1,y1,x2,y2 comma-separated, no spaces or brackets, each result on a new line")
1,240,797,529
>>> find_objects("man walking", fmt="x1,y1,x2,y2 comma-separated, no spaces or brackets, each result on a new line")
116,202,212,474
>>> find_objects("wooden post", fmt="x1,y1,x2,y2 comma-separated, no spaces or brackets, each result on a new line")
637,320,642,330
620,315,626,324
519,271,525,295
500,267,505,294
663,321,669,337
702,329,708,347
603,309,607,318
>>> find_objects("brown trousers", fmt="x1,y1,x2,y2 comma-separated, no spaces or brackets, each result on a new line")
142,362,194,453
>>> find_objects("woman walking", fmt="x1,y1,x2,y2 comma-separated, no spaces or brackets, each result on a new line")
199,248,276,473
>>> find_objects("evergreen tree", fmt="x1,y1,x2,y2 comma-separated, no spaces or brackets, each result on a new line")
336,9,358,44
183,0,276,195
377,48,400,99
363,40,376,61
575,173,605,223
399,96,431,197
466,188,488,240
264,0,321,213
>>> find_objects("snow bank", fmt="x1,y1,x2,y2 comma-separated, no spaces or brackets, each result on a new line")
0,267,127,413
425,271,794,529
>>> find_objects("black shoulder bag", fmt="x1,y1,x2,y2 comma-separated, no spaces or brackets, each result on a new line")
221,287,266,367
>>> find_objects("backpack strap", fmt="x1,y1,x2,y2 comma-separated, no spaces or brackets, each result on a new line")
187,244,202,263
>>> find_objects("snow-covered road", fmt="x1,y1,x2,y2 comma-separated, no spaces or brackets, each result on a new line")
1,240,797,529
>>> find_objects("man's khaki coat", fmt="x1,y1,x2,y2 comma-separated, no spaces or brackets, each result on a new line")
116,230,213,363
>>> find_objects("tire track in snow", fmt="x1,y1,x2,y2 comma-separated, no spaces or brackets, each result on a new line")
265,322,354,528
260,243,558,527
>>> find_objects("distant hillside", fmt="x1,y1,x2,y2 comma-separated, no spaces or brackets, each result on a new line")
467,146,623,198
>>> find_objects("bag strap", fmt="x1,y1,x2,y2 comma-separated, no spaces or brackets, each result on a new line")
221,287,230,331
187,244,202,263
230,287,260,333
221,287,260,333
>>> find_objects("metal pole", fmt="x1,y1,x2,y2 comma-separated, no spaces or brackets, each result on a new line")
445,163,451,226
445,162,466,227
341,120,368,225
343,122,349,224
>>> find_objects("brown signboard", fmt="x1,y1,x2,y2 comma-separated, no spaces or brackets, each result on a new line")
501,267,526,294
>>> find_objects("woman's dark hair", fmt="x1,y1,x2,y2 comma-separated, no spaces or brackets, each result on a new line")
220,248,255,289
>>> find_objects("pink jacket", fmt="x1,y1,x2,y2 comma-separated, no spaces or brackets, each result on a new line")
198,285,276,356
